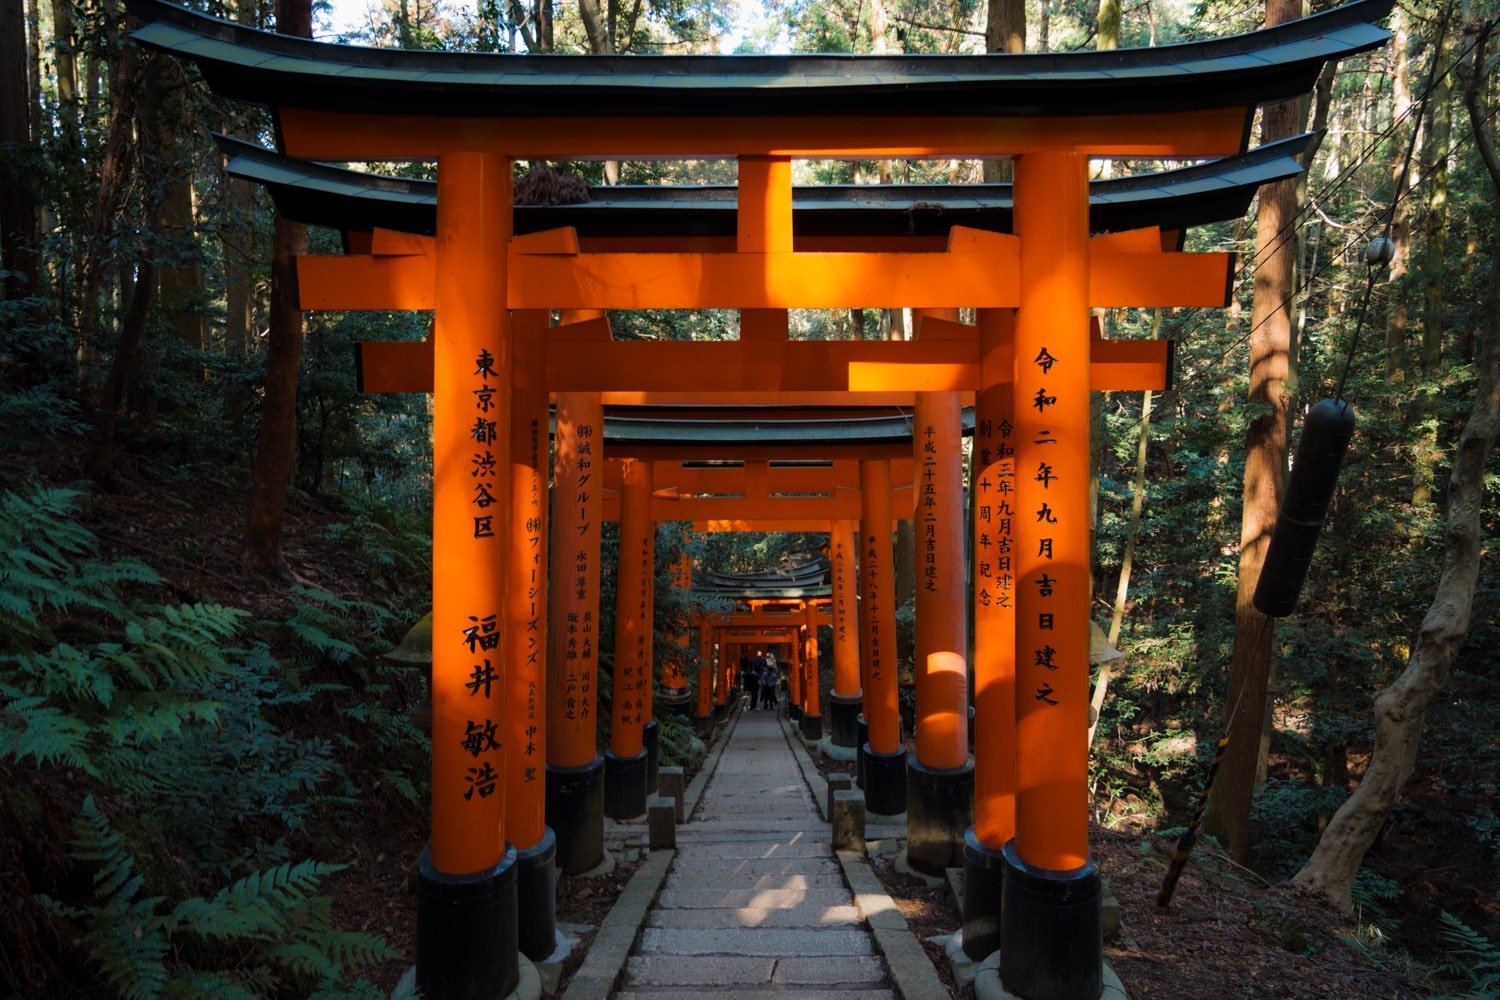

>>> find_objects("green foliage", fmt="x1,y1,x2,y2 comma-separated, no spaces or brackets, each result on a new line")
46,797,393,998
0,487,411,993
1431,912,1500,1000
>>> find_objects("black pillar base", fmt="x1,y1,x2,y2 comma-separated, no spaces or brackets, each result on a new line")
863,744,907,816
788,703,803,722
906,757,974,876
658,687,692,717
545,757,604,876
516,828,557,962
604,749,649,821
643,720,660,795
799,711,824,741
714,700,729,718
415,847,519,1000
999,840,1103,1000
830,693,861,750
855,714,869,789
962,828,1005,960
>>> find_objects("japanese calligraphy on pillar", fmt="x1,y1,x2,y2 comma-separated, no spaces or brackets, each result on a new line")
455,345,505,806
974,416,1016,617
471,349,499,540
566,421,596,724
1018,340,1083,714
834,531,850,648
865,528,883,684
460,612,502,801
920,423,939,593
521,415,544,783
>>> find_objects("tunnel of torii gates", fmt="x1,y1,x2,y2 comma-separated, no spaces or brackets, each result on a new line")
131,0,1391,996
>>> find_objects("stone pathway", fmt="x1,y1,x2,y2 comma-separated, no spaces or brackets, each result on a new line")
615,708,895,999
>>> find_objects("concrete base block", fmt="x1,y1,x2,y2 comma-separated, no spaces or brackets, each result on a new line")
647,796,676,850
974,954,1129,1000
1103,878,1122,941
658,766,686,823
831,789,866,854
826,773,853,824
823,741,858,762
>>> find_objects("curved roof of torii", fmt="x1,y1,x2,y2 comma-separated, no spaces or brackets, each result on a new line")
128,0,1390,125
215,133,1315,242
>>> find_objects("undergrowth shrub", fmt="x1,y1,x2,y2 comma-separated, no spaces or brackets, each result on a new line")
0,487,401,995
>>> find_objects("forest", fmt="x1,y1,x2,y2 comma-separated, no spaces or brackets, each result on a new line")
0,0,1497,995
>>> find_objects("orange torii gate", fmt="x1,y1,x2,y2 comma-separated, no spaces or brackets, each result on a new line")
129,1,1392,995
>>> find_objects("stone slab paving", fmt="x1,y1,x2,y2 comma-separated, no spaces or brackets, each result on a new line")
615,710,896,998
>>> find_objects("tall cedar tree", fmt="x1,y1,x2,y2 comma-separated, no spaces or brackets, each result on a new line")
1200,0,1301,861
242,0,311,576
1289,19,1500,911
1,0,39,328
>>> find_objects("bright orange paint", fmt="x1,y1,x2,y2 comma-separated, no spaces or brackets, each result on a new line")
546,390,604,771
430,152,510,875
859,459,900,755
1013,153,1092,872
913,309,970,771
972,308,1017,849
696,619,714,718
505,310,549,850
610,459,653,758
830,519,861,701
803,601,822,722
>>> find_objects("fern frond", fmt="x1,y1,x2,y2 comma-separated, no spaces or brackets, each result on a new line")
170,860,345,941
3,695,96,772
69,797,172,1000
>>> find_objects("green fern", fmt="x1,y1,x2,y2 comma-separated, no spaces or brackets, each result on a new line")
63,797,172,1000
1431,911,1500,1000
63,800,393,997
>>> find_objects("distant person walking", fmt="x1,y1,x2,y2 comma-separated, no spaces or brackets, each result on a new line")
759,660,778,710
743,652,760,708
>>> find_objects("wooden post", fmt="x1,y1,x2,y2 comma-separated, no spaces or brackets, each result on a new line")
963,307,1018,958
418,150,519,998
908,309,976,874
829,518,861,754
507,309,555,960
801,599,823,740
544,375,606,876
859,458,906,814
606,457,652,819
1000,151,1103,1000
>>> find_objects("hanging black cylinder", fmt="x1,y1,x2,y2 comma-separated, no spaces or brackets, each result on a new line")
1252,398,1356,618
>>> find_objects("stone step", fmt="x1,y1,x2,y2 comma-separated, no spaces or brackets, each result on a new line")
655,888,853,910
623,956,888,989
616,992,895,1000
645,904,862,929
666,839,830,859
636,926,875,957
661,872,847,893
668,857,841,878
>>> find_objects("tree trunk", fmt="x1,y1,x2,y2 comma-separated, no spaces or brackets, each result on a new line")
52,0,79,147
1097,0,1119,49
85,260,156,480
1413,29,1452,507
1,0,40,321
241,0,311,577
1384,8,1411,385
1292,183,1498,915
982,0,1024,182
1201,0,1302,864
154,61,204,353
77,34,143,357
1292,20,1500,910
